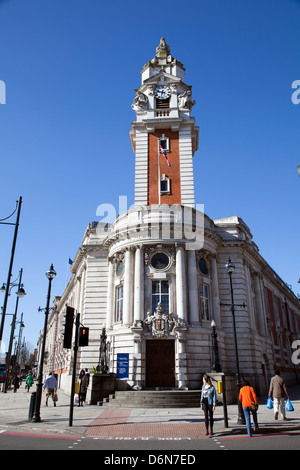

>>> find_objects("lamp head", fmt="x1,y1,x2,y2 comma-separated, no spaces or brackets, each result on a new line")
225,257,235,273
46,264,56,280
16,285,26,297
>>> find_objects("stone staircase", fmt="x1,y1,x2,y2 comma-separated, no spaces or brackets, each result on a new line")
98,390,201,408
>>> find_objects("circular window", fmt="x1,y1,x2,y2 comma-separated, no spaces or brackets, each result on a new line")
150,252,170,271
116,260,124,277
198,258,208,275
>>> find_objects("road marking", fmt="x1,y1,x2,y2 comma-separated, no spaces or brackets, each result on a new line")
1,430,77,439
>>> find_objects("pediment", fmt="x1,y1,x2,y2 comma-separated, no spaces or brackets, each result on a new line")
143,70,187,87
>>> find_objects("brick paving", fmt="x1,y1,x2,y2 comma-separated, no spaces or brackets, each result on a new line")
85,409,207,438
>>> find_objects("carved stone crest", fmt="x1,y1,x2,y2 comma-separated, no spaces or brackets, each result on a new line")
143,302,186,338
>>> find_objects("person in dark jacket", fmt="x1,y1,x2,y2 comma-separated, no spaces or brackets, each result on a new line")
12,375,20,393
78,369,88,407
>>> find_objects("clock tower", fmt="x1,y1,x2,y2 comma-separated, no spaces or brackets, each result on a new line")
130,38,199,208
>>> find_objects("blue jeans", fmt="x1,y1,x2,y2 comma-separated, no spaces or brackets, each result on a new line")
243,407,258,436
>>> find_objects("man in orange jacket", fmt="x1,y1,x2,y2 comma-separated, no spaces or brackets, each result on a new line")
239,380,259,437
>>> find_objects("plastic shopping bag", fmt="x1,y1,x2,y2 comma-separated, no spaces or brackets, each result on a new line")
286,398,294,412
267,397,273,409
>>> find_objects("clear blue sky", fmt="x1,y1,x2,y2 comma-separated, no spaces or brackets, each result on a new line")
0,0,299,350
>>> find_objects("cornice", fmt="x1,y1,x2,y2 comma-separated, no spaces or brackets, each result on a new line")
222,239,300,308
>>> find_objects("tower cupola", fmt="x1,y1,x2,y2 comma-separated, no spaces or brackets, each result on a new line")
130,38,199,208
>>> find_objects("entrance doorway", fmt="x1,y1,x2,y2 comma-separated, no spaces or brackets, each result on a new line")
145,339,175,388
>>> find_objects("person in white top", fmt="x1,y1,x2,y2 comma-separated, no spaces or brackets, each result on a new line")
43,372,57,407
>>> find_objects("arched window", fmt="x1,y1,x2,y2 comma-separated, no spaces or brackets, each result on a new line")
198,258,208,275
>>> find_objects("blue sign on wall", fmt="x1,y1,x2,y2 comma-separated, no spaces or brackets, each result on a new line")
117,353,129,379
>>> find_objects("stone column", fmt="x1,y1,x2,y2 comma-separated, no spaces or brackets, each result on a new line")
244,263,256,329
210,256,221,326
254,273,266,336
134,246,144,323
176,245,187,321
175,245,188,389
131,325,144,390
123,248,133,325
187,250,199,324
176,329,188,389
106,258,114,330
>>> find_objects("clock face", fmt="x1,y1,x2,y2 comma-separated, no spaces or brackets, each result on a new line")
155,86,171,100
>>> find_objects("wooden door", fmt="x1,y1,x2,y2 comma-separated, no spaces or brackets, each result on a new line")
146,340,175,388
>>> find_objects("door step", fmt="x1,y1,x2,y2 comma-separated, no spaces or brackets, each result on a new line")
98,390,201,408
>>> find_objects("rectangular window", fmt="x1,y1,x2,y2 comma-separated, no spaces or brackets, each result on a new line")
156,98,170,109
152,280,169,314
199,284,209,320
159,135,169,151
160,138,167,150
160,176,170,194
115,285,123,322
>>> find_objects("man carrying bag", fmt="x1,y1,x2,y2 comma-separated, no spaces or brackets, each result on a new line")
268,370,289,420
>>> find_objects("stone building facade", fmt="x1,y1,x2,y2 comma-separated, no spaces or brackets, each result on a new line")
42,39,300,398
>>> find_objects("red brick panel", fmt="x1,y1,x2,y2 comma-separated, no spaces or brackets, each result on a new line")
148,130,181,205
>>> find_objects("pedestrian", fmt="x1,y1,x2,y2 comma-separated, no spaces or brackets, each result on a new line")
85,368,90,386
78,369,88,406
43,372,58,407
200,374,216,436
268,370,289,421
12,375,20,393
25,372,33,392
239,380,259,437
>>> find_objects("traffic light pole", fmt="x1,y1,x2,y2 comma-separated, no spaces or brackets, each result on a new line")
69,311,80,427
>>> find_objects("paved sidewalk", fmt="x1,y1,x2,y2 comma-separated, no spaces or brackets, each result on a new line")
0,383,299,439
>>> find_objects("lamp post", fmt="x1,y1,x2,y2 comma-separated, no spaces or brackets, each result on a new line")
32,264,56,423
15,312,25,370
224,257,245,425
0,197,22,344
0,268,26,392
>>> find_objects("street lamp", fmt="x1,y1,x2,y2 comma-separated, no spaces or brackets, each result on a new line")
32,264,56,423
0,269,27,392
224,257,245,425
0,197,22,344
15,313,25,369
297,165,300,177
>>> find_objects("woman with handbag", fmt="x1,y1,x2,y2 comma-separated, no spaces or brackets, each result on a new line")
239,380,259,437
200,374,216,436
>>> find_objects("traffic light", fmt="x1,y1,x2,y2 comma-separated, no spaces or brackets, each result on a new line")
78,327,89,347
62,306,74,349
